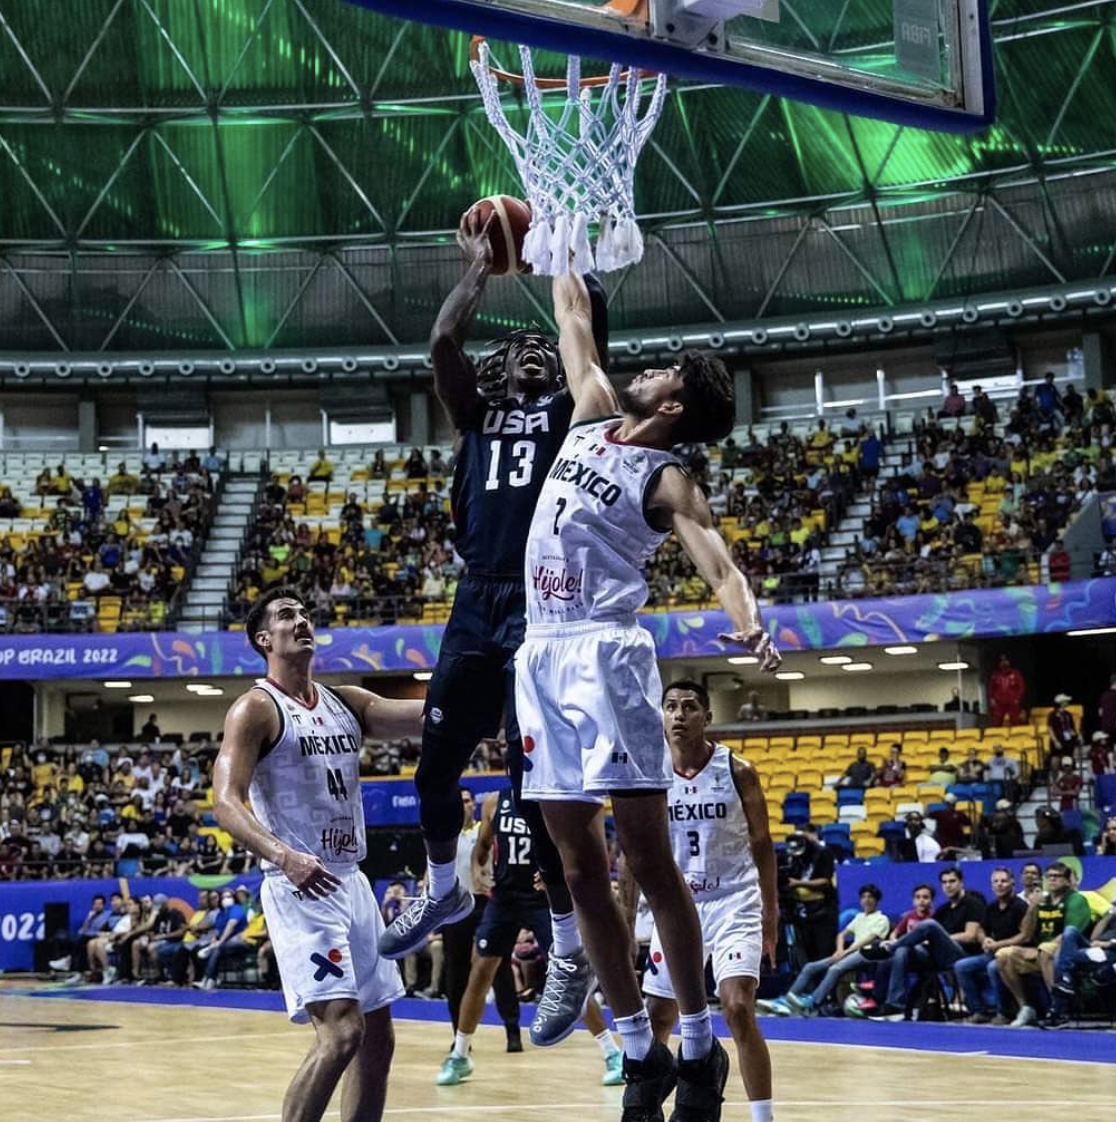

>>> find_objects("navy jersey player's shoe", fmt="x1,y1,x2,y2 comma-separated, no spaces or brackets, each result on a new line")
621,1040,677,1122
529,948,594,1046
668,1037,729,1122
378,880,474,961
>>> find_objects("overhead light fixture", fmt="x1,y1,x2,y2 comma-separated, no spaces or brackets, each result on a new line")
1067,626,1116,637
185,683,211,693
842,662,874,672
938,661,970,671
819,655,852,665
104,681,132,689
884,646,918,656
775,671,805,681
195,687,224,697
128,694,155,703
727,656,759,666
414,671,433,682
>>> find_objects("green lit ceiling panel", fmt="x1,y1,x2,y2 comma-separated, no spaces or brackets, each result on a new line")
0,0,1114,350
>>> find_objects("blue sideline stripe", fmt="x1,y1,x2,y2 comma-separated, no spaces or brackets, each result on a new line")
13,985,1113,1064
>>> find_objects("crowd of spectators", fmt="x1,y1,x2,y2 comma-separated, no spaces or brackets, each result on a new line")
762,861,1116,1027
0,736,252,881
0,442,219,633
837,379,1114,598
229,448,457,627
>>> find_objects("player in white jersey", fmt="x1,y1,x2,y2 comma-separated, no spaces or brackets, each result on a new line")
213,587,424,1122
639,680,777,1122
514,272,781,1122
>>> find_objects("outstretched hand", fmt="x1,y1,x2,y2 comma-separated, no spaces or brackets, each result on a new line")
457,207,495,267
719,627,782,672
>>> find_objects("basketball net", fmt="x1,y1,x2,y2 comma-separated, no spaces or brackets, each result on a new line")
471,42,667,276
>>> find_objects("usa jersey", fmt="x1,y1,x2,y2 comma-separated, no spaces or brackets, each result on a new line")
248,679,365,874
525,418,680,624
451,389,574,576
668,743,757,901
492,790,545,904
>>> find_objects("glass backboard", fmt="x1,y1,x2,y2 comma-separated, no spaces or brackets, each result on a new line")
345,0,994,132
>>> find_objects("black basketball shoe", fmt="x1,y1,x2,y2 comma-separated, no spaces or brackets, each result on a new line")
621,1040,677,1122
668,1037,729,1122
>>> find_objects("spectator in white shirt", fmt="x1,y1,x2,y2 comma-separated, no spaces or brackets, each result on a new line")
82,562,111,596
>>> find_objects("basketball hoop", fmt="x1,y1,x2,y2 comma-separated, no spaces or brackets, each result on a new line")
470,14,668,277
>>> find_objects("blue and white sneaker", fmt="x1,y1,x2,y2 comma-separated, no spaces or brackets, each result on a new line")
602,1050,624,1086
784,991,815,1016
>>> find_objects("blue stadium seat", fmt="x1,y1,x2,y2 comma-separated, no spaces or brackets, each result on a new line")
837,787,865,807
879,821,906,846
783,792,811,825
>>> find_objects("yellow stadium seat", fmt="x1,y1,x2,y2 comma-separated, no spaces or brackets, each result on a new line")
902,730,929,743
771,772,796,790
917,784,947,803
856,837,887,857
743,738,769,751
769,822,795,843
849,733,876,748
796,770,823,791
796,736,822,750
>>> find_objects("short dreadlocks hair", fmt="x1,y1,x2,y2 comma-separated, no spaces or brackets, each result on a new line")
476,329,563,400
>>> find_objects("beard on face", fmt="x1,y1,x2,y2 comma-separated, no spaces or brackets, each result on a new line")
618,383,654,418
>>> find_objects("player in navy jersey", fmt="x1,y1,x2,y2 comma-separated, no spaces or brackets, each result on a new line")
380,209,609,1047
213,587,425,1122
436,786,623,1088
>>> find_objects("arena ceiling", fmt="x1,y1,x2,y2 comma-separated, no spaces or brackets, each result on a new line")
1,0,1115,354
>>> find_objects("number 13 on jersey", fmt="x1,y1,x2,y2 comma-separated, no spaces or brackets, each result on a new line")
485,440,536,491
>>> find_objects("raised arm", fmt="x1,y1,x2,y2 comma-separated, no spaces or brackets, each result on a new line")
429,210,494,430
731,755,778,963
333,685,424,741
650,466,781,671
213,690,340,898
552,271,619,423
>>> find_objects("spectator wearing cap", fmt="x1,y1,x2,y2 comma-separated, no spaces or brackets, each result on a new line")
1047,694,1079,762
984,743,1020,804
1050,757,1083,811
1089,731,1114,777
931,794,972,856
895,811,941,863
981,799,1026,858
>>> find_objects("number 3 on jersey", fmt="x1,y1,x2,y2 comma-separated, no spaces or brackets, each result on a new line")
485,439,535,491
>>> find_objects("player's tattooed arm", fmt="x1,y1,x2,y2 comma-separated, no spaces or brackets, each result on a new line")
333,685,425,741
652,465,781,671
552,271,619,424
214,691,341,899
430,209,494,430
730,755,779,964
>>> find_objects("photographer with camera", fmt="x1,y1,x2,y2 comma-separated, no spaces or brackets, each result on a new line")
780,826,838,966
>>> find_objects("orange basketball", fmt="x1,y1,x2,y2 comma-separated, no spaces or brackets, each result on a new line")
465,195,532,275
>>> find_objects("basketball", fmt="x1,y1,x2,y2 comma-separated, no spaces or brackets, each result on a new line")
464,195,532,275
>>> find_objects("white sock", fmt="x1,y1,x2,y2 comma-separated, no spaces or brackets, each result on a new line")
550,911,581,958
750,1100,774,1122
427,858,457,899
678,1007,713,1061
452,1030,472,1058
615,1007,654,1062
595,1028,621,1059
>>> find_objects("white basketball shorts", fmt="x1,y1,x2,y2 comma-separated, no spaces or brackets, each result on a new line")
515,619,670,801
642,889,764,998
261,866,404,1024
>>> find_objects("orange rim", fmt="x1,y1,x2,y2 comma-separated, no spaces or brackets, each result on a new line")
469,0,654,89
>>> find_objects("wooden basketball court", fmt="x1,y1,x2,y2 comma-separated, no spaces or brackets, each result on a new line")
1,987,1112,1121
